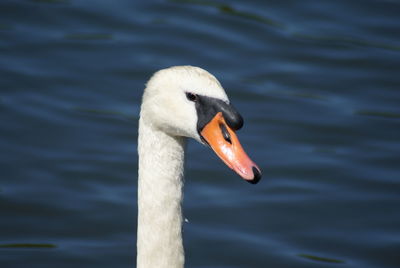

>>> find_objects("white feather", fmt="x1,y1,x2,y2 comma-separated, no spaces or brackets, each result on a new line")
137,66,229,268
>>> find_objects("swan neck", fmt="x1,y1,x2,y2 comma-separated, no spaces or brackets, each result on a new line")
137,116,186,268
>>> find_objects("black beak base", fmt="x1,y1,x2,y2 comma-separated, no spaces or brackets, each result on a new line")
195,95,243,135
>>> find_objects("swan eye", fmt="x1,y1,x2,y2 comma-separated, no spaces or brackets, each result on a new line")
186,92,198,102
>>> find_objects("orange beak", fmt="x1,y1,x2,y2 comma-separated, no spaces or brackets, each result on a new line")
200,112,262,184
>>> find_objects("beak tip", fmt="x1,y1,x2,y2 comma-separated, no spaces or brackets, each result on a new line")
247,166,262,184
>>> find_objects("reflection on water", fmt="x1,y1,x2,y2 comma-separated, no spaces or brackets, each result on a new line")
0,243,57,249
171,0,284,28
297,253,344,264
0,0,399,267
354,110,400,119
64,33,114,40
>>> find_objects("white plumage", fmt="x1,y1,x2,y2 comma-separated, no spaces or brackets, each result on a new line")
137,66,260,268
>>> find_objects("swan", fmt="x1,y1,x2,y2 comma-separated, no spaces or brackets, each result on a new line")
137,66,262,268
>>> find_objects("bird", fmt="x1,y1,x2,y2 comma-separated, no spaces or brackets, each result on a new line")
137,66,262,268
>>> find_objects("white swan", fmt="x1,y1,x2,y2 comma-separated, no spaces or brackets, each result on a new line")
137,66,261,268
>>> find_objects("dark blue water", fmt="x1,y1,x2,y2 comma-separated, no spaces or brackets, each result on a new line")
1,0,399,267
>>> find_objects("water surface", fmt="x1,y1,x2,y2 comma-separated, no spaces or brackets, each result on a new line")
1,0,399,267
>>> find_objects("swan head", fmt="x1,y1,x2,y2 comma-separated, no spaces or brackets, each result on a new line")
141,66,261,184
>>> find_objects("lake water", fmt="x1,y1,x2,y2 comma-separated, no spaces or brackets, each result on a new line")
1,0,399,267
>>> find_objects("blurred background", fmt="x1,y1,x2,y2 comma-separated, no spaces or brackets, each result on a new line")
0,0,399,267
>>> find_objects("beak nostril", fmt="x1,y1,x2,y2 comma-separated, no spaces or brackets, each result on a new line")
219,123,232,144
